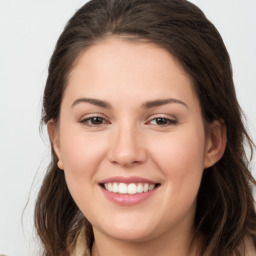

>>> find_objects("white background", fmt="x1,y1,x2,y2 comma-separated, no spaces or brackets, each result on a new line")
0,1,255,255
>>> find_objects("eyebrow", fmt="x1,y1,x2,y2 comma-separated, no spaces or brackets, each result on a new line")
71,98,112,109
141,98,189,109
71,97,188,109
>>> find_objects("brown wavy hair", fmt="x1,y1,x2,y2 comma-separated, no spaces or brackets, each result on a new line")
35,0,256,255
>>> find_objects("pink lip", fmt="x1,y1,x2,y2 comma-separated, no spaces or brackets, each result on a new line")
98,176,160,206
99,176,157,184
100,187,158,206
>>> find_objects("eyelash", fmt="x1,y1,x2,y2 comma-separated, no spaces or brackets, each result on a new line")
80,116,109,127
147,117,177,126
80,116,177,127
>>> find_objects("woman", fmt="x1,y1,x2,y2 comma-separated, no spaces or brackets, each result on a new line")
35,0,256,255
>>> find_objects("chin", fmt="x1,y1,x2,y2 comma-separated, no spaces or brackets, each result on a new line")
106,227,156,242
92,215,160,243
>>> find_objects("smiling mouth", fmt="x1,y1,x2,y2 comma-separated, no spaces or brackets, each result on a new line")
100,182,160,195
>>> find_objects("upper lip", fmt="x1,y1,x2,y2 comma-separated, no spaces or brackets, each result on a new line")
99,176,159,184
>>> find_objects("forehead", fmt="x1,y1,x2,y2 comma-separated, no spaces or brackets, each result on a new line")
64,37,198,107
71,36,189,80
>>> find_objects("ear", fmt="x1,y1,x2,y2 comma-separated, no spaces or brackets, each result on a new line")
204,120,227,169
47,119,64,170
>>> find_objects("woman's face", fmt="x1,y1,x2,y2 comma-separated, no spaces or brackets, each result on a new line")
52,37,214,243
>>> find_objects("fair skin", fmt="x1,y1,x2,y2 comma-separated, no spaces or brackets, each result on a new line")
48,37,226,256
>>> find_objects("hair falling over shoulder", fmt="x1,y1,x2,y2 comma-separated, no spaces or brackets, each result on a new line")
35,0,256,255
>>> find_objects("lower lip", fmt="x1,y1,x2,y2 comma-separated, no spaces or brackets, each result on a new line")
99,186,159,206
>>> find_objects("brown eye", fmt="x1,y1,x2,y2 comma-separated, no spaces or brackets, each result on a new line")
148,117,177,126
89,117,104,125
155,118,169,125
80,116,108,126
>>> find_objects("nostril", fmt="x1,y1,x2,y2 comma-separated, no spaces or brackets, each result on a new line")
108,148,148,167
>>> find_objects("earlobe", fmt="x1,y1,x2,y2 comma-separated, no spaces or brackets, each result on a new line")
47,119,64,170
204,120,227,169
57,159,64,170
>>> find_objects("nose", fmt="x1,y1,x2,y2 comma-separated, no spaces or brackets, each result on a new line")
108,123,147,167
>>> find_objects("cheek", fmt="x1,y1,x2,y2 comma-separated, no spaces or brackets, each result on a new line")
58,126,108,211
149,126,206,183
59,127,107,176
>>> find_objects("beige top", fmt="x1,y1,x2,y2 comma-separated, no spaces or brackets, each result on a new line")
71,229,90,256
71,232,256,256
239,238,256,256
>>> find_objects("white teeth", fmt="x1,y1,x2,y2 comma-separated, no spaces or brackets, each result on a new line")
113,183,119,193
136,183,144,193
119,183,127,194
103,182,157,194
107,183,112,192
128,183,137,194
143,183,149,192
149,184,155,191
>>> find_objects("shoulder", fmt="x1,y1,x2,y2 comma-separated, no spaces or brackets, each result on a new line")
245,241,256,256
71,226,90,256
237,237,256,256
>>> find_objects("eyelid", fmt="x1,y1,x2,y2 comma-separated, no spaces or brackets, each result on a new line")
79,113,111,127
145,114,178,126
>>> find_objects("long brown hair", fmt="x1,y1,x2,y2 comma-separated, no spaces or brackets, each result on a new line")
35,0,256,255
